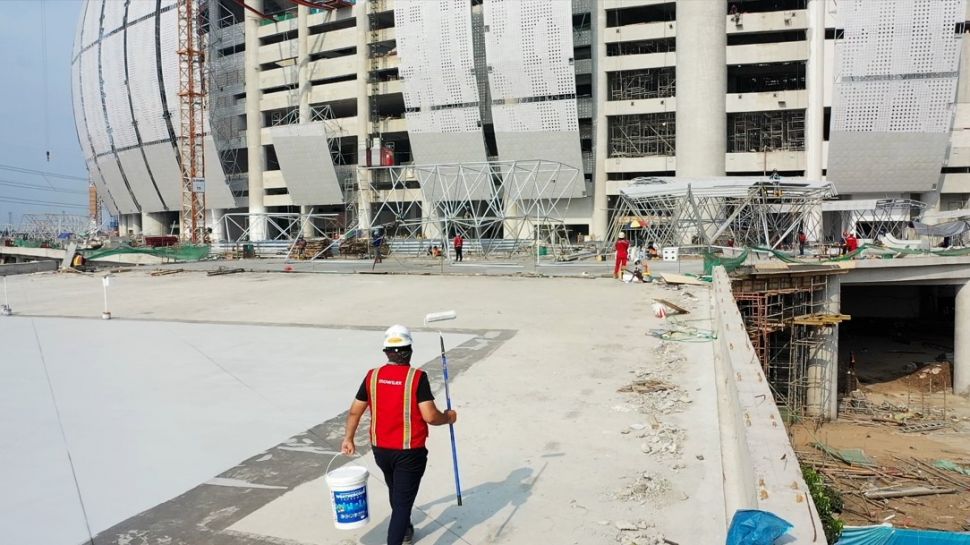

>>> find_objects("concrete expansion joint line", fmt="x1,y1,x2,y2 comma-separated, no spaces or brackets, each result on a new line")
31,319,97,545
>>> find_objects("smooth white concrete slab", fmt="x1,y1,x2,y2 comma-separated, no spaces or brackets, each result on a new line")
0,317,472,545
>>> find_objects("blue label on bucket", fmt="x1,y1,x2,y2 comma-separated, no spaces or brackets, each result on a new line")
333,486,368,523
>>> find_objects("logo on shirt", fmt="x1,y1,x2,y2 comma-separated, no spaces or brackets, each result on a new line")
379,379,403,386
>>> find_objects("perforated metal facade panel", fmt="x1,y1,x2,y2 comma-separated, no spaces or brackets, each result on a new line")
483,0,585,196
828,0,966,192
395,0,487,164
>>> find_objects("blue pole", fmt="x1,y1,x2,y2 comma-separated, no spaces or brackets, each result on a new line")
439,334,462,506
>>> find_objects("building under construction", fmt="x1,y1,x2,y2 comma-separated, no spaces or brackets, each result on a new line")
69,0,970,245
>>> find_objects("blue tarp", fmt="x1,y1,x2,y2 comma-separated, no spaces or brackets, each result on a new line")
726,510,792,545
837,525,970,545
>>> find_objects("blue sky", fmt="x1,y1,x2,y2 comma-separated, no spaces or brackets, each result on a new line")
0,0,88,225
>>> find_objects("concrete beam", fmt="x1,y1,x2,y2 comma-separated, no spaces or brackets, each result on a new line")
0,260,60,276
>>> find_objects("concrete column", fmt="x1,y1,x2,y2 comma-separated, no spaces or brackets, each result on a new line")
805,0,825,181
245,0,266,241
141,212,167,237
806,275,841,420
955,281,970,396
675,0,726,177
125,213,143,236
355,2,373,231
297,4,316,239
209,209,225,243
590,3,608,240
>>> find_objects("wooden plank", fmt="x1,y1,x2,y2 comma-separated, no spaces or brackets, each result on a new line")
659,273,707,286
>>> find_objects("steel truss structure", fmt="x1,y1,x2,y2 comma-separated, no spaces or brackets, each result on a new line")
20,214,98,241
608,176,837,249
212,160,582,260
822,198,925,241
364,160,582,258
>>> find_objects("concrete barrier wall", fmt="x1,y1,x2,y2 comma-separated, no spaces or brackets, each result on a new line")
712,267,824,542
0,260,60,276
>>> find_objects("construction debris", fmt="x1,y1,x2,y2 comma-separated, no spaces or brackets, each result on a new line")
206,267,245,277
150,268,183,276
863,486,956,500
900,421,946,433
659,273,707,286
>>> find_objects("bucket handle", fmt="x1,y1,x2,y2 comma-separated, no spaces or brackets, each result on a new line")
326,451,360,476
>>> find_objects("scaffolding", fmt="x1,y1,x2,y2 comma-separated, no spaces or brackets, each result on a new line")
733,271,849,418
608,68,675,101
608,112,676,157
608,176,836,249
20,214,98,241
728,110,805,153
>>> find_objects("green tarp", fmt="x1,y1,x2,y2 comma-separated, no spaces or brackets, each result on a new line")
84,244,210,262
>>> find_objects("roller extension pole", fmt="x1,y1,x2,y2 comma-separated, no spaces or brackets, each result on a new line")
425,310,461,505
438,334,462,506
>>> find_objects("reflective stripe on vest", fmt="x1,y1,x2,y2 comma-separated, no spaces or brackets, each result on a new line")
368,368,380,446
402,367,417,449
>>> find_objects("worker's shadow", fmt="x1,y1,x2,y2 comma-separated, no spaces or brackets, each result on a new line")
360,467,537,545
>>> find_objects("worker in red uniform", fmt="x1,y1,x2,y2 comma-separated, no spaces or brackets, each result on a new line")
614,232,630,279
453,233,464,262
846,232,859,254
342,325,457,545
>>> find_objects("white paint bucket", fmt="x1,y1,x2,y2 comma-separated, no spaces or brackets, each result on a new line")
325,465,370,530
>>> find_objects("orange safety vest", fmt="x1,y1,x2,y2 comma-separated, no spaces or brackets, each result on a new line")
366,365,428,450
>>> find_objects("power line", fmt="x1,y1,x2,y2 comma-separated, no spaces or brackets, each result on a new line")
0,163,88,182
0,178,88,195
0,196,87,210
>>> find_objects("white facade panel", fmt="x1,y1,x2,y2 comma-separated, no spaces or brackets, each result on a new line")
97,157,138,214
828,0,966,192
158,8,181,133
88,160,118,217
81,0,103,49
118,149,165,212
204,136,237,210
127,0,158,22
143,142,183,210
101,33,137,149
103,2,126,34
484,0,575,99
269,124,344,205
396,0,480,112
483,0,584,192
80,49,110,156
127,19,168,143
395,0,487,164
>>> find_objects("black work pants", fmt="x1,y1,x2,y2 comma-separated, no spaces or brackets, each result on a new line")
455,247,463,261
373,446,428,545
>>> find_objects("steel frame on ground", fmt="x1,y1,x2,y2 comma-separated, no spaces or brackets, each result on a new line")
608,177,836,250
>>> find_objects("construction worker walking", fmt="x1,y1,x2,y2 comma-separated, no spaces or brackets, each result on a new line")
341,325,458,545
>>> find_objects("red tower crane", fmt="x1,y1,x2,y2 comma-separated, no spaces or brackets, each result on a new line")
177,0,206,243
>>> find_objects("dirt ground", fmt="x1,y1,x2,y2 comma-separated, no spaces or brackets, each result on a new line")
792,332,970,531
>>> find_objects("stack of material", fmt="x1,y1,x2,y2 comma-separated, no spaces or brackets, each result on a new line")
292,238,334,260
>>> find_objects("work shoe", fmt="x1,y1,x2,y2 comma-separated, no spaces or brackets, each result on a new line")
403,524,415,544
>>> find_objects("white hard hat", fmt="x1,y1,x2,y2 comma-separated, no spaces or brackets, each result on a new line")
383,324,413,348
618,232,626,239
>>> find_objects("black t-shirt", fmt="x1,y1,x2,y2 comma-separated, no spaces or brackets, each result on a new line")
356,366,434,403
